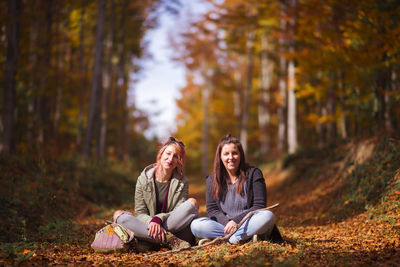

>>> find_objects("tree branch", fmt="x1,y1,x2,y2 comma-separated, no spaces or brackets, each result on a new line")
144,203,279,258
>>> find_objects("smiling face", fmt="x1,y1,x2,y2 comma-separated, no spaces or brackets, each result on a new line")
220,143,241,175
160,144,180,171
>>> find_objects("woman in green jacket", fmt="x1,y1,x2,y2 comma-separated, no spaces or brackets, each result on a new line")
113,137,199,249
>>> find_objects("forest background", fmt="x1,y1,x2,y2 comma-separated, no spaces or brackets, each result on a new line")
1,0,400,264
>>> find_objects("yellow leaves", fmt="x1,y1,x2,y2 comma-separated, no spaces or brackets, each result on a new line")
295,83,318,99
106,225,115,235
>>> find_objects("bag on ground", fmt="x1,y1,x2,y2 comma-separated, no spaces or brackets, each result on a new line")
91,222,134,253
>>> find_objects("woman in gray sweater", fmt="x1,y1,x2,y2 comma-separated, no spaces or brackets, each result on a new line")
190,135,277,244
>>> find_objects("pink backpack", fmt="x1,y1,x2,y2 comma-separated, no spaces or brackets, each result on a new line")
91,222,134,253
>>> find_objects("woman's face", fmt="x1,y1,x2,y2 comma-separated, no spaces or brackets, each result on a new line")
220,143,240,174
160,144,180,171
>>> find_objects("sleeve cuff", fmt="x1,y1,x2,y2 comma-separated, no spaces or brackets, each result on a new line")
150,216,162,224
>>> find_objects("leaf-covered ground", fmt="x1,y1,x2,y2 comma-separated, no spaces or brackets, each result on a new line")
1,138,400,266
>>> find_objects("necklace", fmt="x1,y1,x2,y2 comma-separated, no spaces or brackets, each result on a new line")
155,167,170,182
229,176,238,184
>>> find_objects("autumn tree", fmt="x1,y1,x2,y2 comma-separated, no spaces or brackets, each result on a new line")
0,0,167,161
172,0,400,173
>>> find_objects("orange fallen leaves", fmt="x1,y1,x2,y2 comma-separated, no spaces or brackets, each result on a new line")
2,141,400,266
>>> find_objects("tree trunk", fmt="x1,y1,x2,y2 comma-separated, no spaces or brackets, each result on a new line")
116,44,126,161
118,79,128,161
287,59,297,154
327,82,337,144
375,66,388,132
37,0,54,146
77,0,87,148
388,70,396,132
375,52,391,133
233,55,243,133
54,17,69,141
123,108,131,162
277,1,287,152
240,27,255,154
258,33,273,156
287,0,297,155
316,98,325,148
99,0,115,160
83,0,106,159
338,70,347,139
27,0,40,146
202,80,211,177
1,0,21,155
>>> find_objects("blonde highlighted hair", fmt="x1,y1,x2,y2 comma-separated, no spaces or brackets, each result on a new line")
156,137,186,175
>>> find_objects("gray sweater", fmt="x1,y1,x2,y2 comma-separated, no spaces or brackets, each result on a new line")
206,167,267,226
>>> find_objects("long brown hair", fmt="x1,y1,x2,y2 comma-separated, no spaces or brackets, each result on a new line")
156,137,186,176
212,134,249,200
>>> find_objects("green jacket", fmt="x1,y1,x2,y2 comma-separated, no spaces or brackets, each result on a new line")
134,164,188,225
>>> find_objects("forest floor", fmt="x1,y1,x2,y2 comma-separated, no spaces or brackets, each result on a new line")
1,138,400,266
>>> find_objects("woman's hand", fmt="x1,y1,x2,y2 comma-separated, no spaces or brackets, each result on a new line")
224,220,238,234
148,222,167,241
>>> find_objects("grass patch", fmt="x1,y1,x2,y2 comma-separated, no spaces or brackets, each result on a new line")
330,136,400,220
0,154,136,243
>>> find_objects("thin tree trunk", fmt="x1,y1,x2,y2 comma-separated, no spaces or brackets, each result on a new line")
387,70,396,132
327,82,337,144
240,28,255,154
54,17,69,140
118,79,128,161
338,70,347,139
27,0,40,146
99,0,115,160
2,0,21,155
77,0,87,147
202,80,211,177
114,2,127,160
123,112,131,162
332,4,345,141
258,34,273,156
37,0,54,146
233,56,243,133
384,67,392,132
287,0,297,155
83,0,106,159
278,1,287,152
116,44,126,161
375,66,388,133
316,98,325,148
287,59,297,154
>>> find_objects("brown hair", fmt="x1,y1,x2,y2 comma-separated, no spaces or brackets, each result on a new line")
156,137,186,175
212,134,249,200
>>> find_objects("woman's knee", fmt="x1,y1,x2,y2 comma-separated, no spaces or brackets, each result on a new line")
257,210,275,225
113,210,125,222
190,217,205,233
190,217,214,230
187,197,199,210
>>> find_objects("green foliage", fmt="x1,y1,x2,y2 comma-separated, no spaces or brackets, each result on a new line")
276,135,400,223
333,137,400,219
0,155,136,243
37,220,81,243
0,242,33,261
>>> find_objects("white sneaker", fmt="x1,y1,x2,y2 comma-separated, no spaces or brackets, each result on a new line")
198,238,211,245
252,234,258,242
